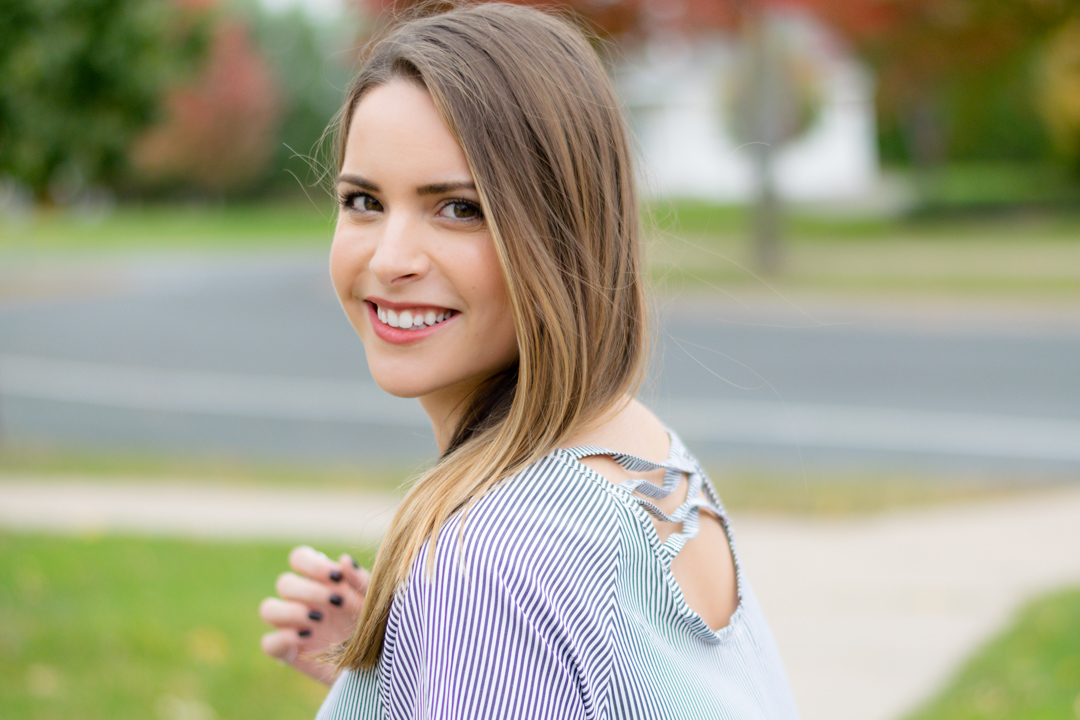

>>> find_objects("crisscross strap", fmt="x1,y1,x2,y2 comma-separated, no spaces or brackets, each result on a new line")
560,432,727,568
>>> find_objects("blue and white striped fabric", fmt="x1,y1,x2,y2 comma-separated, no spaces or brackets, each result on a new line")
316,431,800,719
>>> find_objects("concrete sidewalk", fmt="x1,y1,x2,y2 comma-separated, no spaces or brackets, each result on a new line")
2,477,1079,720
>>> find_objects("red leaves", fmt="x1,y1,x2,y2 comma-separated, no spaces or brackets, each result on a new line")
132,21,281,194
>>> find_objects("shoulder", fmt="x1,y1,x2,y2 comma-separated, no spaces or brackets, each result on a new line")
396,451,632,606
383,452,625,677
374,456,626,719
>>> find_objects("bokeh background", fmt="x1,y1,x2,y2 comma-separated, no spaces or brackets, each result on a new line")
1,1,1079,719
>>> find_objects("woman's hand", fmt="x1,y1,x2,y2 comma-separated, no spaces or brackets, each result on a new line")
259,545,371,685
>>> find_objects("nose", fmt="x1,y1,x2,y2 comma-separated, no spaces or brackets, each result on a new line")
367,211,430,286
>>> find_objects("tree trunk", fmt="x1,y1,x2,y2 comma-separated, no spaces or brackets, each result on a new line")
744,9,784,276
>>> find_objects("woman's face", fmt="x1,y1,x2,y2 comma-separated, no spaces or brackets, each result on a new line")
330,81,518,421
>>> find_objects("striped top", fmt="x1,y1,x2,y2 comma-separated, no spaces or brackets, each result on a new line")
316,431,800,719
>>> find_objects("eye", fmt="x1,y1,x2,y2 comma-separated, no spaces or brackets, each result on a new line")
438,200,483,222
340,191,383,213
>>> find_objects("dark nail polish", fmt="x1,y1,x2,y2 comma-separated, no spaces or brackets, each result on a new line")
329,570,343,583
298,629,312,638
351,556,360,570
329,593,343,607
308,609,323,622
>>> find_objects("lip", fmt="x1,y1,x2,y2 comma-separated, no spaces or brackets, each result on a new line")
366,300,457,345
366,296,456,313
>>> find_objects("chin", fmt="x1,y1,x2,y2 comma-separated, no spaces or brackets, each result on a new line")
368,374,431,399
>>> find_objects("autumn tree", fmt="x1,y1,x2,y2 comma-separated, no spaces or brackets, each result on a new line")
0,0,207,203
790,0,1080,166
130,20,281,196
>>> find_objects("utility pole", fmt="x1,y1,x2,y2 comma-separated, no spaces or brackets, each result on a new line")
746,8,782,276
735,2,806,276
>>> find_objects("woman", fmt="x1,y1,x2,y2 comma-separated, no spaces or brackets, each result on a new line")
259,4,800,717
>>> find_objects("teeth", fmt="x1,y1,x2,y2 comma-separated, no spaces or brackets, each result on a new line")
374,304,454,330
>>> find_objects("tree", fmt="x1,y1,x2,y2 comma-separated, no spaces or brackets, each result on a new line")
130,20,281,196
0,0,207,203
246,5,357,196
1037,15,1080,173
794,0,1080,166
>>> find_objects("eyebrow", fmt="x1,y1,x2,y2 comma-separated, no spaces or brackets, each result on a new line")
336,174,476,196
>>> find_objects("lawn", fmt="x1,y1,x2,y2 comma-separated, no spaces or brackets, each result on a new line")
1,530,1077,719
646,199,1080,302
3,194,1080,303
904,586,1080,720
0,531,370,720
0,200,337,253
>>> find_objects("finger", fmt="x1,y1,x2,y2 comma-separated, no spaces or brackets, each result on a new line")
262,629,339,686
290,546,346,585
259,596,323,630
340,554,371,597
276,572,338,608
261,629,300,663
277,572,357,614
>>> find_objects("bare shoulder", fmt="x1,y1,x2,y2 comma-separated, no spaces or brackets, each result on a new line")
561,398,670,485
562,398,740,632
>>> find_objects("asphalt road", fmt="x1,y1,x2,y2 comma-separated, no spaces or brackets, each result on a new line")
2,254,1078,475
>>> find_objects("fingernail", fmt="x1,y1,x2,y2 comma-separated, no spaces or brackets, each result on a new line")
329,570,343,583
351,556,360,569
308,609,323,621
329,593,343,607
298,629,312,638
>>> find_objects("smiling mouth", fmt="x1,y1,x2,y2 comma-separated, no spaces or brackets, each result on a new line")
369,302,458,331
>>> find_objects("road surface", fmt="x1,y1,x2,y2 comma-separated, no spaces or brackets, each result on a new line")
1,253,1078,474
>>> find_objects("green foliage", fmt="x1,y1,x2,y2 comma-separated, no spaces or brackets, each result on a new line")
0,532,374,719
877,48,1056,167
905,586,1080,720
942,52,1054,164
909,162,1080,213
1036,17,1080,173
245,5,356,197
0,0,207,201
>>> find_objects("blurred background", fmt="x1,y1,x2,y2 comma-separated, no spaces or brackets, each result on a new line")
1,0,1079,719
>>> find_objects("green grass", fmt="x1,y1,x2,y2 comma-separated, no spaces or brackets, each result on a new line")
0,200,336,254
645,198,1080,302
3,193,1080,302
0,531,374,720
0,446,418,496
2,531,1078,719
904,586,1080,720
707,470,1055,518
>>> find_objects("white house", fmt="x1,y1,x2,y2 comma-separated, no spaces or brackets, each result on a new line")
617,10,880,204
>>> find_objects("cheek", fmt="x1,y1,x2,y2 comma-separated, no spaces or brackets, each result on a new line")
329,230,364,299
476,260,518,359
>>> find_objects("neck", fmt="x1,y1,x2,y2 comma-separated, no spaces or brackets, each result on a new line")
419,386,472,455
421,365,519,455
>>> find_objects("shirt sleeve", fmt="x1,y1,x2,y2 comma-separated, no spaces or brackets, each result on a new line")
378,480,623,720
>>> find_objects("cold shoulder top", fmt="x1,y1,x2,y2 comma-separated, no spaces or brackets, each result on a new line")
316,431,801,719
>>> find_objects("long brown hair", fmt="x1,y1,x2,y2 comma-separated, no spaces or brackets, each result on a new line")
332,2,648,670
